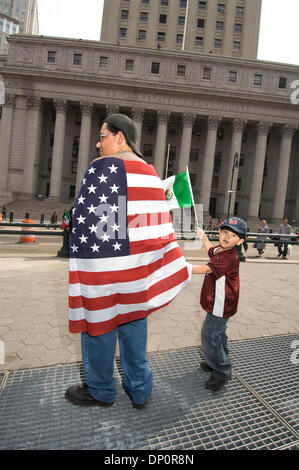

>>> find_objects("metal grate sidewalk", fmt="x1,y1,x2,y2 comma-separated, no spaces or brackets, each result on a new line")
0,334,298,450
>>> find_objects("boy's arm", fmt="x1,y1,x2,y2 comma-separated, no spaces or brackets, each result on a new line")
192,264,212,275
197,228,213,253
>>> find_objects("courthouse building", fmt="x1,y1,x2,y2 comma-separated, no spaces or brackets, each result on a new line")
0,0,299,226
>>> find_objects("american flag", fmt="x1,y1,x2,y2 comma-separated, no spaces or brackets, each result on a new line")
69,157,191,336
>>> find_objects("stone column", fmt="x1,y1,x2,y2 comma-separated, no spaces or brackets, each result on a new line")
0,94,15,198
105,104,119,117
178,112,196,173
132,107,145,148
75,101,93,196
272,124,297,223
199,115,222,216
222,119,247,217
247,121,272,224
22,96,42,197
49,98,67,200
153,111,170,178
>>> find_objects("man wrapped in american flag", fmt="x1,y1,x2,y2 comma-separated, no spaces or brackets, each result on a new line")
65,114,192,408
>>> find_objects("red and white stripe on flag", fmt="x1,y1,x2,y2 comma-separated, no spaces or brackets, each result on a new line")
69,159,191,336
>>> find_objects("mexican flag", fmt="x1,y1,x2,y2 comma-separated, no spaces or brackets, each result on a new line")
162,170,194,210
62,209,71,229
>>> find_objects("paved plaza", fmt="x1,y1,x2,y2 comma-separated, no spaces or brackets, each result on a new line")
0,234,298,372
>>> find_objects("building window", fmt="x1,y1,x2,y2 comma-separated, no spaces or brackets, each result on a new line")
73,53,82,65
253,74,263,86
99,56,108,68
159,14,167,24
237,178,242,191
199,1,207,11
176,34,183,44
197,18,205,28
72,161,78,174
189,173,196,187
140,11,148,21
212,175,219,189
177,64,186,77
236,6,244,16
178,16,185,26
218,3,225,14
161,0,168,5
214,38,222,49
190,148,199,161
125,59,134,71
216,21,223,30
138,30,146,40
47,51,56,63
195,36,204,46
279,77,287,89
234,23,243,33
180,0,187,8
233,41,241,51
151,61,160,74
121,9,129,20
202,67,212,80
142,0,149,3
228,70,237,83
157,31,166,42
119,27,127,38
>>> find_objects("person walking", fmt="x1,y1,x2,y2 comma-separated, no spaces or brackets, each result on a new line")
277,217,292,259
256,220,269,257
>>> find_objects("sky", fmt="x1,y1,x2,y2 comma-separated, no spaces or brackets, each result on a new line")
37,0,299,66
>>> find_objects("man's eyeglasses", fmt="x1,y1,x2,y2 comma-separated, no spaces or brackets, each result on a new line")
98,131,117,142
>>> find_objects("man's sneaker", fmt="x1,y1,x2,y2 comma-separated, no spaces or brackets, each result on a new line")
205,375,227,392
200,361,213,372
65,383,114,407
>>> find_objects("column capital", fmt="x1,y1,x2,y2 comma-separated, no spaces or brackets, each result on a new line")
232,118,247,133
182,112,197,127
105,104,119,116
4,94,15,107
157,110,171,124
27,96,42,110
280,123,297,138
80,101,93,117
256,121,272,136
206,115,222,130
132,107,145,122
53,98,67,114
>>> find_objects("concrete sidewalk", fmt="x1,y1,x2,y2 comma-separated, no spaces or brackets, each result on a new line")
0,238,298,371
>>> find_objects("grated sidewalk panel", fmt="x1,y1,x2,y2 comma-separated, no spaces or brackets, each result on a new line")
0,335,298,450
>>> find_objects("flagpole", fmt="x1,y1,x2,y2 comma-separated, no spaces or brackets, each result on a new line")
165,143,171,179
186,166,199,230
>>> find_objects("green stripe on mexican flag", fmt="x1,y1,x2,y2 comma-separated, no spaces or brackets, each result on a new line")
162,170,194,210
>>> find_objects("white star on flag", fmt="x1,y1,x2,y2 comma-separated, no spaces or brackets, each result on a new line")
88,224,98,234
101,233,110,242
87,204,96,214
88,184,97,194
111,223,120,232
82,178,86,185
108,164,118,174
88,166,96,174
99,214,109,224
78,195,86,204
110,184,119,193
70,244,78,252
112,242,122,251
79,234,88,244
76,215,86,224
98,174,108,183
99,193,109,203
91,243,100,253
110,203,118,213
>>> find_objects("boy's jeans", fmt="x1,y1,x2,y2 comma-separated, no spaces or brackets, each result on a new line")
81,317,153,405
201,313,232,381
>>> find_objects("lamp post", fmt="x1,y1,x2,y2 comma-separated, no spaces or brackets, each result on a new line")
227,152,239,219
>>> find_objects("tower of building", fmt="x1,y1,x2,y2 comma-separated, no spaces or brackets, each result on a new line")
100,0,262,60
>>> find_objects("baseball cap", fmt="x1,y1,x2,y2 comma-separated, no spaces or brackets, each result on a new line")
220,217,247,239
104,113,143,158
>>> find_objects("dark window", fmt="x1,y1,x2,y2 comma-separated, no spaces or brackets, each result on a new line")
197,18,205,28
216,21,223,30
138,30,146,40
218,3,225,14
151,61,160,74
214,38,222,49
178,16,185,26
253,74,263,86
234,23,243,33
279,77,287,89
140,11,148,21
195,36,204,46
199,1,207,11
73,53,82,65
228,71,237,83
180,0,187,7
176,34,183,44
47,51,56,63
157,31,166,42
125,59,134,71
119,27,127,38
202,67,212,80
121,9,129,20
159,14,167,23
177,64,186,77
99,56,108,68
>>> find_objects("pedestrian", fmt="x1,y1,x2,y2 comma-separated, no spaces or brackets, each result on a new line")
50,210,58,229
2,206,7,220
256,219,269,256
192,217,247,391
65,113,191,408
277,217,292,259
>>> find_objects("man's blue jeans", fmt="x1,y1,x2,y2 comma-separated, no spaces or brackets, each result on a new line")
81,317,153,405
201,313,232,381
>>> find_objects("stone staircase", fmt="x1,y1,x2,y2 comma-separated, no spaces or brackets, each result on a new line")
2,198,74,223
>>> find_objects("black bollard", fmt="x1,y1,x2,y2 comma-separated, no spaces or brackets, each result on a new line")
9,212,13,223
57,228,70,258
25,212,29,219
40,213,44,224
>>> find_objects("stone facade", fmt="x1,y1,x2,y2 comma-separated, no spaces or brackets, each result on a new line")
0,35,299,226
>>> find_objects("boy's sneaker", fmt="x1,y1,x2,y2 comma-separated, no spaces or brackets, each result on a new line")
200,361,213,372
205,375,227,391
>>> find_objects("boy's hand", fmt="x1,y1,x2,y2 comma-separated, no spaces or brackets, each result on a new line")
197,228,206,240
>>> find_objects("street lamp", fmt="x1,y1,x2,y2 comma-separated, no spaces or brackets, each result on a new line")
227,152,239,218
